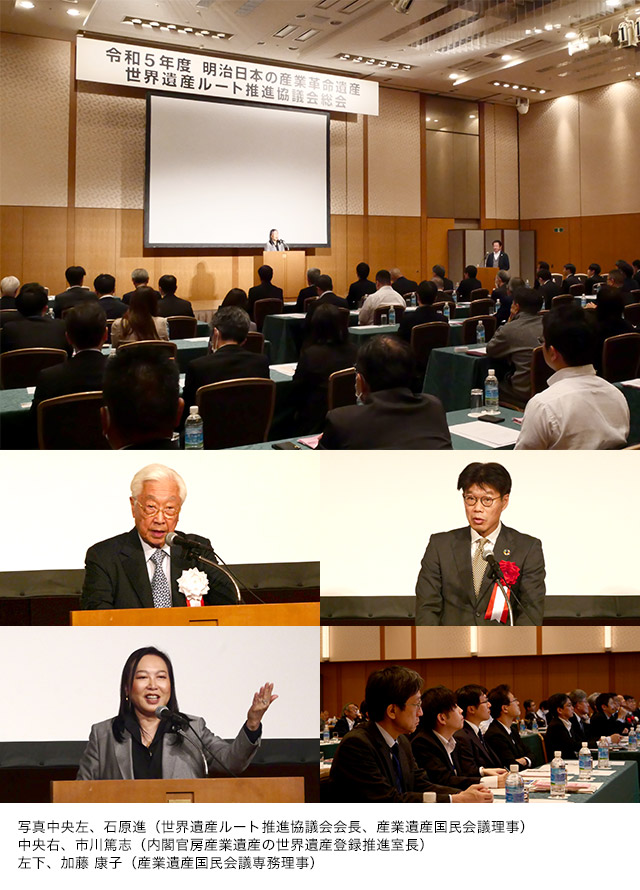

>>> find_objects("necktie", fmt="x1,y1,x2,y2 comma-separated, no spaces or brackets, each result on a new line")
150,549,171,608
472,537,488,597
390,743,404,794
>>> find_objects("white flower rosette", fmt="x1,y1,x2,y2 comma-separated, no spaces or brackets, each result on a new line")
177,568,209,607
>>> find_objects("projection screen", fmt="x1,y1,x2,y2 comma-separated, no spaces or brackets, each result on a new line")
145,93,330,248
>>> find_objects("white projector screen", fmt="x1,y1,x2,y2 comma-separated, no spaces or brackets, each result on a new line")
0,627,318,742
145,94,330,248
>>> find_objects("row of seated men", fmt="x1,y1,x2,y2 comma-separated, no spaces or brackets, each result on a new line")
327,667,639,803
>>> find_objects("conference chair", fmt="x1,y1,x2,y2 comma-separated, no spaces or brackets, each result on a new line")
628,290,640,307
551,273,563,286
441,289,454,298
327,367,357,411
469,298,494,317
551,294,576,308
336,307,351,337
461,315,496,346
0,347,67,390
304,297,318,313
105,318,114,344
243,331,265,354
569,283,585,296
117,339,178,359
373,305,405,325
167,316,197,339
469,288,490,302
196,378,276,448
254,298,283,333
530,346,553,396
601,332,640,383
575,273,588,283
37,391,107,450
433,300,456,319
410,322,450,376
0,309,20,327
623,302,640,327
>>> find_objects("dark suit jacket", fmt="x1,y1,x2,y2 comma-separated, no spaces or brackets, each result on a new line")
456,278,482,301
122,288,161,306
98,296,127,319
295,284,319,313
584,274,606,297
411,729,480,789
333,716,356,738
569,714,590,745
329,722,456,803
589,713,623,740
347,278,376,310
320,388,452,451
156,294,195,318
392,277,418,297
53,287,98,318
454,722,504,774
539,279,562,310
415,524,545,626
247,282,284,320
31,349,107,413
441,277,454,292
1,315,72,355
307,292,349,317
485,251,510,271
0,295,17,310
182,344,270,419
81,527,238,610
291,341,357,434
397,304,446,342
561,274,582,294
483,720,530,770
544,718,581,761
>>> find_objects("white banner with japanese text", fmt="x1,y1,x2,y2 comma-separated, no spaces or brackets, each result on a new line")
76,37,378,116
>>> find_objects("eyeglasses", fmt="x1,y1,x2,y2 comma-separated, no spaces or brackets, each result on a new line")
463,495,502,508
135,501,180,518
537,337,546,345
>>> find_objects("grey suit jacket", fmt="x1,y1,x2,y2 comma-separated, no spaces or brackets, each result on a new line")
415,524,545,625
77,715,259,780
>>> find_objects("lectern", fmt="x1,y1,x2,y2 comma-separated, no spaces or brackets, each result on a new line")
70,601,319,626
52,776,304,803
255,251,307,299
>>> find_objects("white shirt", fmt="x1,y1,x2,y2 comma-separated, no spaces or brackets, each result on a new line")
359,285,406,326
469,522,502,563
138,534,171,587
515,365,629,450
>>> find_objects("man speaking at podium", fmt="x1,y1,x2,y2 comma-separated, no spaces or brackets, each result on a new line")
415,462,545,626
81,464,237,610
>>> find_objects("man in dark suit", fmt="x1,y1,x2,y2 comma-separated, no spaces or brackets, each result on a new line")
94,273,126,319
491,270,509,307
122,267,161,305
537,268,562,310
391,268,418,297
333,703,360,738
484,685,532,771
456,265,482,301
182,306,270,419
397,280,446,342
544,693,582,761
415,461,545,625
1,283,71,355
329,666,492,803
432,265,454,292
53,265,97,318
81,463,237,610
485,239,510,271
31,301,108,417
308,274,349,313
156,274,195,318
584,263,606,297
412,686,506,790
295,267,321,312
495,276,524,326
347,262,376,309
454,685,507,776
560,263,582,294
101,345,184,450
320,334,452,450
569,689,591,744
0,275,20,310
590,693,626,744
247,265,283,321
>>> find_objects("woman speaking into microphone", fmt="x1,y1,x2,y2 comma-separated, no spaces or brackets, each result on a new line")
77,646,276,780
264,228,289,251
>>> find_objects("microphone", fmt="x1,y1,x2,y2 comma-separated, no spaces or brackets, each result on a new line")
481,543,503,579
165,531,214,554
155,705,191,729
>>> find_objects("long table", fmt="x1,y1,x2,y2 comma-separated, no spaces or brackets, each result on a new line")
520,759,639,803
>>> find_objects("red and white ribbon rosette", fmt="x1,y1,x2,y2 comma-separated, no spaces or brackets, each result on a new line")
177,568,209,607
484,561,520,624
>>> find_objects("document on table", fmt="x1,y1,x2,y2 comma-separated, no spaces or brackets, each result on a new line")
270,363,298,376
620,378,640,388
466,346,487,355
449,420,520,447
185,337,209,343
285,313,306,319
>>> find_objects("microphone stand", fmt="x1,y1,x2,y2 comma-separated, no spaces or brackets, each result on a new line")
192,552,242,605
173,535,267,606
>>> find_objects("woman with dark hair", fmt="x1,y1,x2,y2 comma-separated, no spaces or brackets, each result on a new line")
291,303,357,434
111,286,169,349
264,229,288,251
219,288,256,333
77,646,276,780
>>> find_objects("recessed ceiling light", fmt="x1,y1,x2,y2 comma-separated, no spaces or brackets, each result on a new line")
503,83,510,88
525,29,531,35
131,18,142,24
544,24,553,31
18,1,35,9
449,73,460,79
539,89,546,94
469,114,476,118
433,119,438,123
521,87,528,91
606,0,621,7
426,116,431,121
501,54,512,61
534,28,542,34
67,8,82,15
493,81,501,86
565,31,577,39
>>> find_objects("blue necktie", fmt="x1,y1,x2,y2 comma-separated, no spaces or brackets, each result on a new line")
390,743,404,794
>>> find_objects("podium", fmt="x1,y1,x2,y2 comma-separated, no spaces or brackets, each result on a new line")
52,776,304,803
70,601,318,626
475,267,500,291
255,251,306,300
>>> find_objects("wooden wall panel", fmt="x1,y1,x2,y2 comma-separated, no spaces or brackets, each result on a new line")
73,208,117,283
424,218,454,277
22,207,68,294
521,213,640,274
0,206,25,280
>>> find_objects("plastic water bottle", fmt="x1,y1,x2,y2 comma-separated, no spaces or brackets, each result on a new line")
476,319,485,344
520,719,527,734
185,405,204,450
579,743,593,780
505,764,525,803
322,727,330,743
581,295,587,308
628,727,637,751
531,717,538,733
443,302,450,321
484,369,499,413
597,736,610,768
495,296,501,315
550,751,567,798
389,305,396,325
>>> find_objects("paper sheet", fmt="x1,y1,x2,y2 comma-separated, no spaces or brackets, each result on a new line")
466,346,488,356
185,337,209,343
285,313,306,319
26,386,36,395
619,378,640,388
270,363,298,376
449,420,520,447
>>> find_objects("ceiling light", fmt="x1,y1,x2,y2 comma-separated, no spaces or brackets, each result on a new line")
149,21,159,27
503,83,510,88
402,64,411,70
565,31,577,38
365,58,375,64
200,30,210,36
18,1,35,8
521,86,528,91
184,27,194,33
469,113,476,118
433,119,438,122
606,0,621,7
539,90,546,94
167,23,176,29
554,24,561,29
449,73,460,79
216,33,226,38
501,54,512,61
131,18,142,24
493,81,501,86
544,24,553,31
426,116,431,121
525,29,531,35
378,60,388,66
390,62,400,68
534,28,542,34
67,7,82,15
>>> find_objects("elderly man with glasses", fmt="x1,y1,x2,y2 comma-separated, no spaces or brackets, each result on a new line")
81,464,237,611
415,462,545,626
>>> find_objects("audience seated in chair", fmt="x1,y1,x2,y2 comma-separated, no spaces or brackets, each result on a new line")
397,280,446,342
155,274,195,318
111,287,169,349
486,287,543,408
247,264,283,321
121,267,161,306
52,265,97,318
359,269,406,326
295,267,322,312
94,273,126,319
347,262,376,310
0,275,20,311
1,283,71,356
